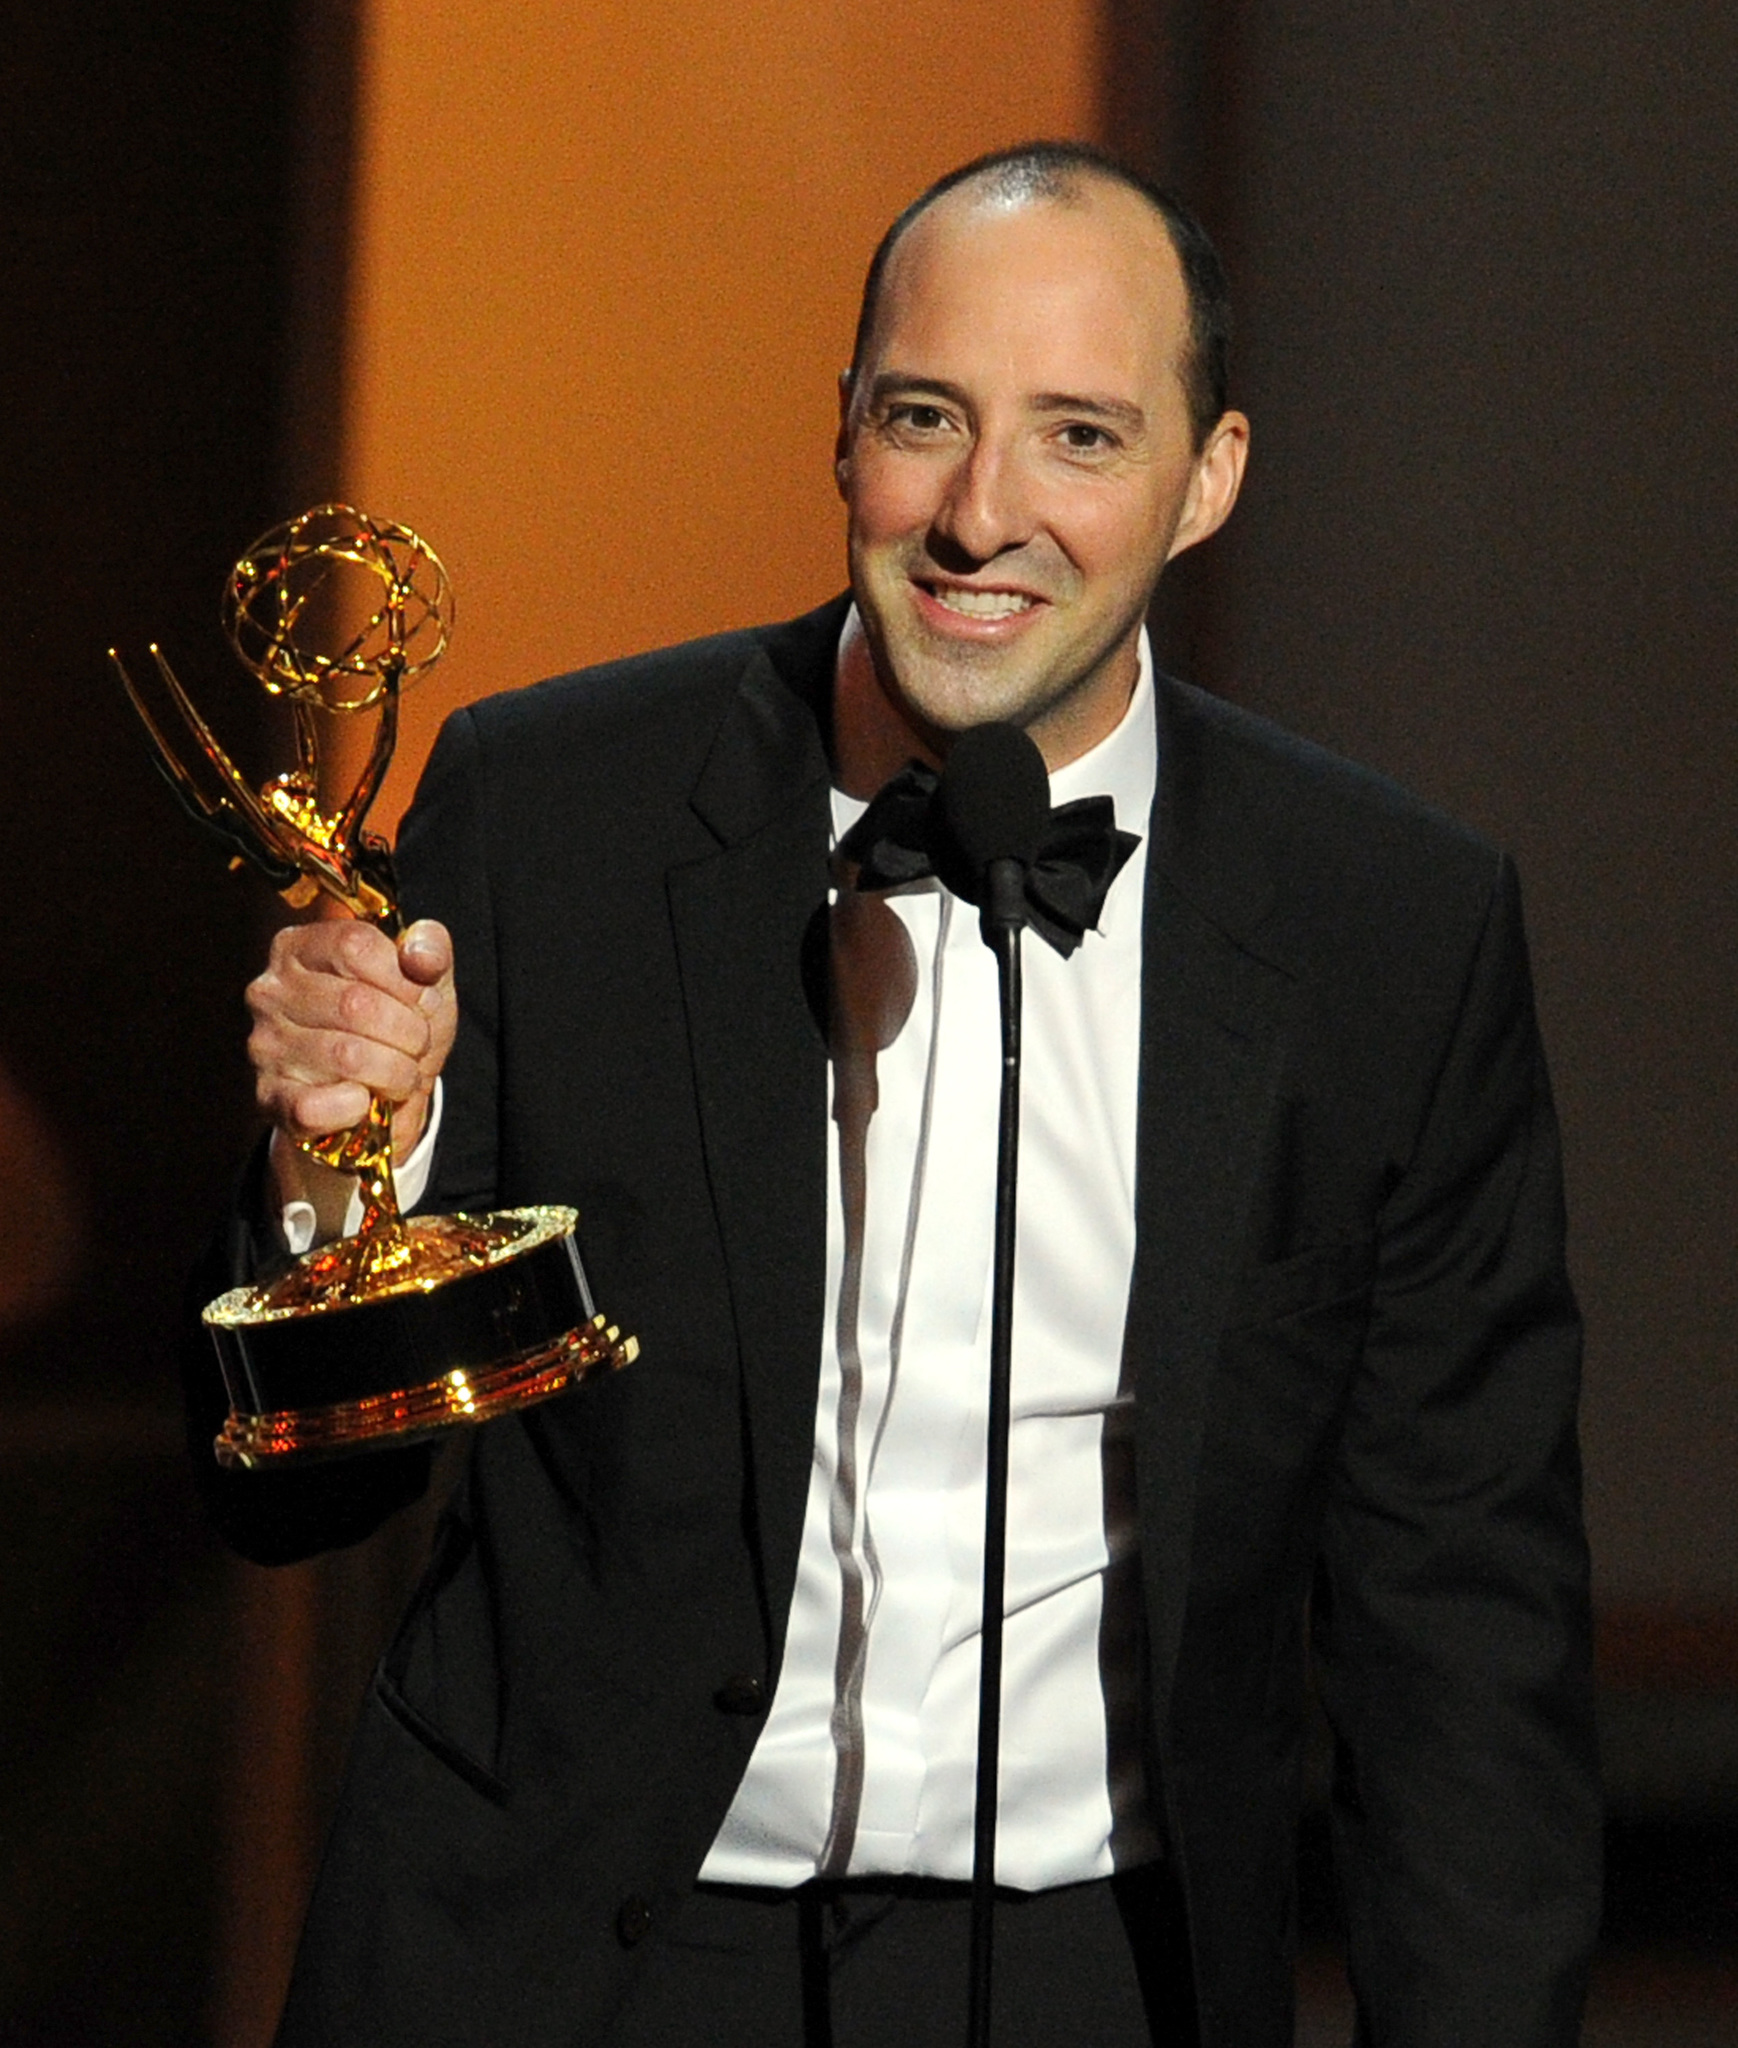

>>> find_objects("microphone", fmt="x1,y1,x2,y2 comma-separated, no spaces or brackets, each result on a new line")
938,722,1051,941
937,720,1049,2048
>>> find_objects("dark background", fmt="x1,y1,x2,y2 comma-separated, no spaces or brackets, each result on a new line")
1,3,1732,2039
0,13,295,2038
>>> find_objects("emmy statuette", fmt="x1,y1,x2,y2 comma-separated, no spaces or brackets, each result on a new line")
112,506,636,1469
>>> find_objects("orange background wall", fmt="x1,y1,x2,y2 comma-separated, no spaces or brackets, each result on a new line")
340,0,1103,828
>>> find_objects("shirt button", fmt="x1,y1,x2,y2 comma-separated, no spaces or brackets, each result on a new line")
616,1895,653,1947
713,1674,766,1715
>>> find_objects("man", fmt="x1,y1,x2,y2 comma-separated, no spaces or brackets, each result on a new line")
206,144,1600,2045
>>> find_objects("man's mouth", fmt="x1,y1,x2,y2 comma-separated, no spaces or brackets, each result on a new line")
923,585,1039,619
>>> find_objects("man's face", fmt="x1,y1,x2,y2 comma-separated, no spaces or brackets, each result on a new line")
838,179,1245,768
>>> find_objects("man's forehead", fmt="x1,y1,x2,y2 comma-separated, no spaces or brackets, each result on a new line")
870,176,1186,345
863,176,1189,386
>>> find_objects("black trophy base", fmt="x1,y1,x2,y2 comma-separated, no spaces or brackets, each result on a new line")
202,1205,636,1468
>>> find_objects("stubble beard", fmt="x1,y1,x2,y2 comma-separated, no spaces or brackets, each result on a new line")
865,601,1141,761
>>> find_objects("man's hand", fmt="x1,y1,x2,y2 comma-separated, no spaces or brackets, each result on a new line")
246,918,456,1234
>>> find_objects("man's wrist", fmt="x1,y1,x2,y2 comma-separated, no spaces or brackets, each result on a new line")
269,1126,353,1252
271,1079,444,1253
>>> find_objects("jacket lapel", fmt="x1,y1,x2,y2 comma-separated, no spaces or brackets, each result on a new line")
663,604,843,1654
1127,677,1294,1707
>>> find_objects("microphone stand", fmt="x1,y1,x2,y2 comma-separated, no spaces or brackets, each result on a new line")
968,856,1027,2048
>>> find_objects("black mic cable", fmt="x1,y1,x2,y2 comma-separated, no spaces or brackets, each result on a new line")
937,722,1050,2048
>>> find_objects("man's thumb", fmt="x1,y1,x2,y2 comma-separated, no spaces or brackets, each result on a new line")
398,919,452,985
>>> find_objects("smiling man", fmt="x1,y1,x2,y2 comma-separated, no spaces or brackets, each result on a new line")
202,144,1599,2048
835,163,1245,789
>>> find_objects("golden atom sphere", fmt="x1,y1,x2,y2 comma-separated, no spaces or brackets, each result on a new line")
223,504,453,713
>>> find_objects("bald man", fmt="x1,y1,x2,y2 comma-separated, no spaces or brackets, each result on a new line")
210,143,1599,2048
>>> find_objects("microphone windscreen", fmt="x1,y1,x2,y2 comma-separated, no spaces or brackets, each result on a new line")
939,723,1050,877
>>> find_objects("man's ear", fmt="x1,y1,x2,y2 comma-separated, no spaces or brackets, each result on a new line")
834,368,855,500
1166,409,1250,562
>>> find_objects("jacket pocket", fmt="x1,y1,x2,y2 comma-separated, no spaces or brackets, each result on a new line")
370,1666,510,1806
376,1506,508,1802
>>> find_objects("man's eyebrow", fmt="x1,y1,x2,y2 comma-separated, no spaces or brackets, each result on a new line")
1030,391,1147,432
863,372,971,410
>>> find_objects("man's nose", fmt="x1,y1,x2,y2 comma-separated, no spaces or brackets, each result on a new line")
929,436,1035,564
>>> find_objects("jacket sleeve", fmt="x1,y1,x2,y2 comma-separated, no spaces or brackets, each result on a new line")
1313,855,1601,2045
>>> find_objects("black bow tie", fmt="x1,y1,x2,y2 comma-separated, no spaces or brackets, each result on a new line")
836,760,1141,958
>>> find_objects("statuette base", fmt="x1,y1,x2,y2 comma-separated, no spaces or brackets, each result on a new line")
205,1205,635,1468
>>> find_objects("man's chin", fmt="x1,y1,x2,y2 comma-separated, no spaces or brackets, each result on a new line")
883,662,1048,744
869,616,1047,715
872,628,1145,770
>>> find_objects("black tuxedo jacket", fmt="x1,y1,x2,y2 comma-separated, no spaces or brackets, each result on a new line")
194,598,1600,2047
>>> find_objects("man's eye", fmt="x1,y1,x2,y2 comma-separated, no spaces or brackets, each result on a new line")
889,403,949,433
1060,422,1113,451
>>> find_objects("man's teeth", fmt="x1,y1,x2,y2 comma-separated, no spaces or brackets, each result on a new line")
931,587,1036,618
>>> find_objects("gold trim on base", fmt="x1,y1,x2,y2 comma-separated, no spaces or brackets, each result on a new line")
215,1312,637,1470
